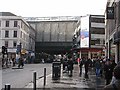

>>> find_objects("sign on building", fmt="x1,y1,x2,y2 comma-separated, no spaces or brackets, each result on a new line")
106,7,114,19
80,16,90,48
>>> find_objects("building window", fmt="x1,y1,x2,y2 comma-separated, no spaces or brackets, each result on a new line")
13,31,17,37
91,18,105,23
5,41,8,47
5,31,9,38
91,27,105,34
20,31,22,38
6,21,9,27
13,41,17,47
91,39,100,45
21,22,23,28
14,21,18,27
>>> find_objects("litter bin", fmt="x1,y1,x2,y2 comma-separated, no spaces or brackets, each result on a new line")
52,61,61,80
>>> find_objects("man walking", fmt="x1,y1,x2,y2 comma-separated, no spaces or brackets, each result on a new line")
95,59,101,77
104,65,120,90
104,59,113,85
67,55,74,77
79,58,83,77
84,58,90,78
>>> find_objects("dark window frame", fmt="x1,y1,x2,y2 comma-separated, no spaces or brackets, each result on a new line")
91,27,105,34
6,21,9,27
90,39,100,45
13,31,17,37
13,41,17,47
91,18,105,23
5,41,8,47
5,31,9,38
14,21,18,27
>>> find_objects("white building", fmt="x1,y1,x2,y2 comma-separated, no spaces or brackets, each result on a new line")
73,15,105,59
0,12,35,58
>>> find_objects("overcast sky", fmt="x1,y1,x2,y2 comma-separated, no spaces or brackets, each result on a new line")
0,0,107,17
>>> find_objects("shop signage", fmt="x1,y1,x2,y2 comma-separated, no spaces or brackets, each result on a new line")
106,7,114,19
80,16,89,48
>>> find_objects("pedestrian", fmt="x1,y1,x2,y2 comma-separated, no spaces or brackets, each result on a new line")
4,54,9,68
110,60,117,72
42,58,45,64
100,59,104,77
79,58,83,77
110,60,119,84
12,57,16,67
104,59,113,85
103,65,120,90
18,57,24,68
67,55,74,77
84,58,90,78
63,55,68,73
95,59,101,77
88,58,92,67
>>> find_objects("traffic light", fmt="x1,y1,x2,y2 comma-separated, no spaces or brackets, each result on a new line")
2,46,8,54
2,46,5,54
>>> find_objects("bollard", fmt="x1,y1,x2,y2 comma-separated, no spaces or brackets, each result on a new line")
33,71,36,90
5,84,10,90
43,68,46,86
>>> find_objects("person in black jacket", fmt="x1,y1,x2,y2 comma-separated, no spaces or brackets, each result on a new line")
84,58,90,78
18,57,24,68
104,59,113,85
79,58,83,77
104,65,120,90
67,55,74,77
62,55,68,72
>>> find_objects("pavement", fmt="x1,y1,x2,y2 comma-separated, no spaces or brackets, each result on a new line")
24,64,106,90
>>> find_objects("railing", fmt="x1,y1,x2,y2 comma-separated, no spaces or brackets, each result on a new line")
24,16,80,22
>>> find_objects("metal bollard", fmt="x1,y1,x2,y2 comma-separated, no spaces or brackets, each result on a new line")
5,84,10,90
33,71,36,90
43,68,46,86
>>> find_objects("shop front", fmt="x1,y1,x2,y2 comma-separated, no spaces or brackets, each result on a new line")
79,48,103,59
113,31,120,62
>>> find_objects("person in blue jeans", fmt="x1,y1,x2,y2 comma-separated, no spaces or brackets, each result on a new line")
95,59,101,77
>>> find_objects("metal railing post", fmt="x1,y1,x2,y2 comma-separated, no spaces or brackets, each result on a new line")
5,84,10,90
33,71,36,90
43,68,46,86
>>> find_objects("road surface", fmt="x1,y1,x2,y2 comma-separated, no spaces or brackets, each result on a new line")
2,64,52,88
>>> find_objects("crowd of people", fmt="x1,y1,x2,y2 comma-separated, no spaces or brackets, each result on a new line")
61,55,120,89
2,55,25,69
2,52,120,89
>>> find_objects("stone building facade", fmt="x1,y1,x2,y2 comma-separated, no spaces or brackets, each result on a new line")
105,0,120,63
0,12,36,59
